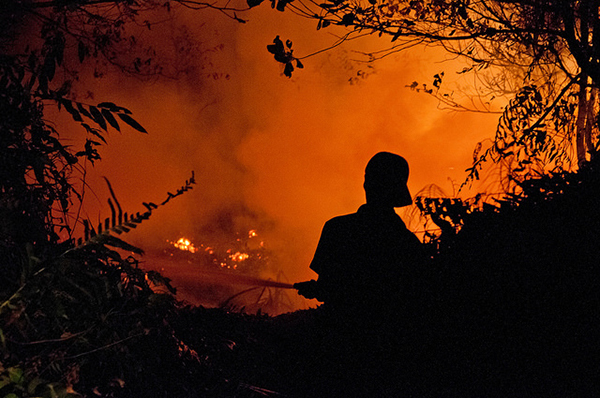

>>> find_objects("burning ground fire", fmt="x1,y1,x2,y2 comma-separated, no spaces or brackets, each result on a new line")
169,238,198,253
157,229,305,315
166,230,264,270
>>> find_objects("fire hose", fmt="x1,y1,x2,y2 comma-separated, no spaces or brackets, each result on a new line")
188,268,302,290
195,271,317,299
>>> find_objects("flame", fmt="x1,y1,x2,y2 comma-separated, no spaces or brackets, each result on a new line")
169,237,198,253
168,230,261,270
229,251,249,262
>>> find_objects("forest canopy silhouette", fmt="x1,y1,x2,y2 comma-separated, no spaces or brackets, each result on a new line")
1,0,599,397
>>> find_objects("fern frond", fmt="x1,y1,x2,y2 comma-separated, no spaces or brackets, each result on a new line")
68,172,196,253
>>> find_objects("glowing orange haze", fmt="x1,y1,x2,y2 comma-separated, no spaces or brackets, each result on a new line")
56,6,500,309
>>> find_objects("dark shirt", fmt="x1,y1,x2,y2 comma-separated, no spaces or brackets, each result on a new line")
309,204,424,313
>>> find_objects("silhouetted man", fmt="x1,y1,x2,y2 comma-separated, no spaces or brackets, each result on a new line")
291,152,426,397
296,152,424,318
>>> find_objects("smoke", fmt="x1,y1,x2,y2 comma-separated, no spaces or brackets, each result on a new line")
51,5,500,310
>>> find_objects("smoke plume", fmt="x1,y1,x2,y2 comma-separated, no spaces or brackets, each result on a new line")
53,5,499,311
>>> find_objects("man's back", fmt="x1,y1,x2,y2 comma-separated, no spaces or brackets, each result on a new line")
309,204,423,312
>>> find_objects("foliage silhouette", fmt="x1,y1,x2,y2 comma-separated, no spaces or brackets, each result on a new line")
267,36,304,78
0,171,197,396
263,0,600,189
2,1,599,396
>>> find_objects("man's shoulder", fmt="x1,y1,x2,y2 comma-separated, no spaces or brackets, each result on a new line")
324,212,361,228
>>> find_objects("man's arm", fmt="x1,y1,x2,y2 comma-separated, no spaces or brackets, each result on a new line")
294,280,321,300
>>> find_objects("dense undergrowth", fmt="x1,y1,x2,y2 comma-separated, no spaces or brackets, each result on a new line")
2,155,599,397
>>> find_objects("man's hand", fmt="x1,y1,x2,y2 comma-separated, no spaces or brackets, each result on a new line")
293,280,320,300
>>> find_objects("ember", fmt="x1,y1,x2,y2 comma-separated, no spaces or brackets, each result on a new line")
229,251,249,262
168,237,198,253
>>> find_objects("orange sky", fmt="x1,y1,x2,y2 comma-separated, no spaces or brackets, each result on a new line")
53,5,501,299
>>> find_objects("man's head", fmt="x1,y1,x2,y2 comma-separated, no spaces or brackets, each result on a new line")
363,152,412,207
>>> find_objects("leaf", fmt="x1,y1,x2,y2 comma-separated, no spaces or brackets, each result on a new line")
267,36,284,55
142,202,158,211
103,235,144,255
42,54,56,82
0,376,10,390
38,74,48,94
61,99,83,122
101,109,121,132
146,271,177,294
296,59,304,68
89,106,107,130
284,62,294,78
98,102,132,114
76,139,101,164
28,51,37,71
247,0,264,7
112,225,130,234
117,113,147,133
77,102,92,119
340,13,355,26
33,159,45,185
82,123,107,144
78,41,87,63
16,65,24,83
8,367,24,384
55,34,65,66
276,0,293,11
274,52,290,64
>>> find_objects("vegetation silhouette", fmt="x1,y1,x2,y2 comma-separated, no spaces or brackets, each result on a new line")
2,0,599,396
409,153,600,397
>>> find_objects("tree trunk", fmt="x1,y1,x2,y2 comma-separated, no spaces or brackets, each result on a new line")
576,75,591,167
583,87,597,162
